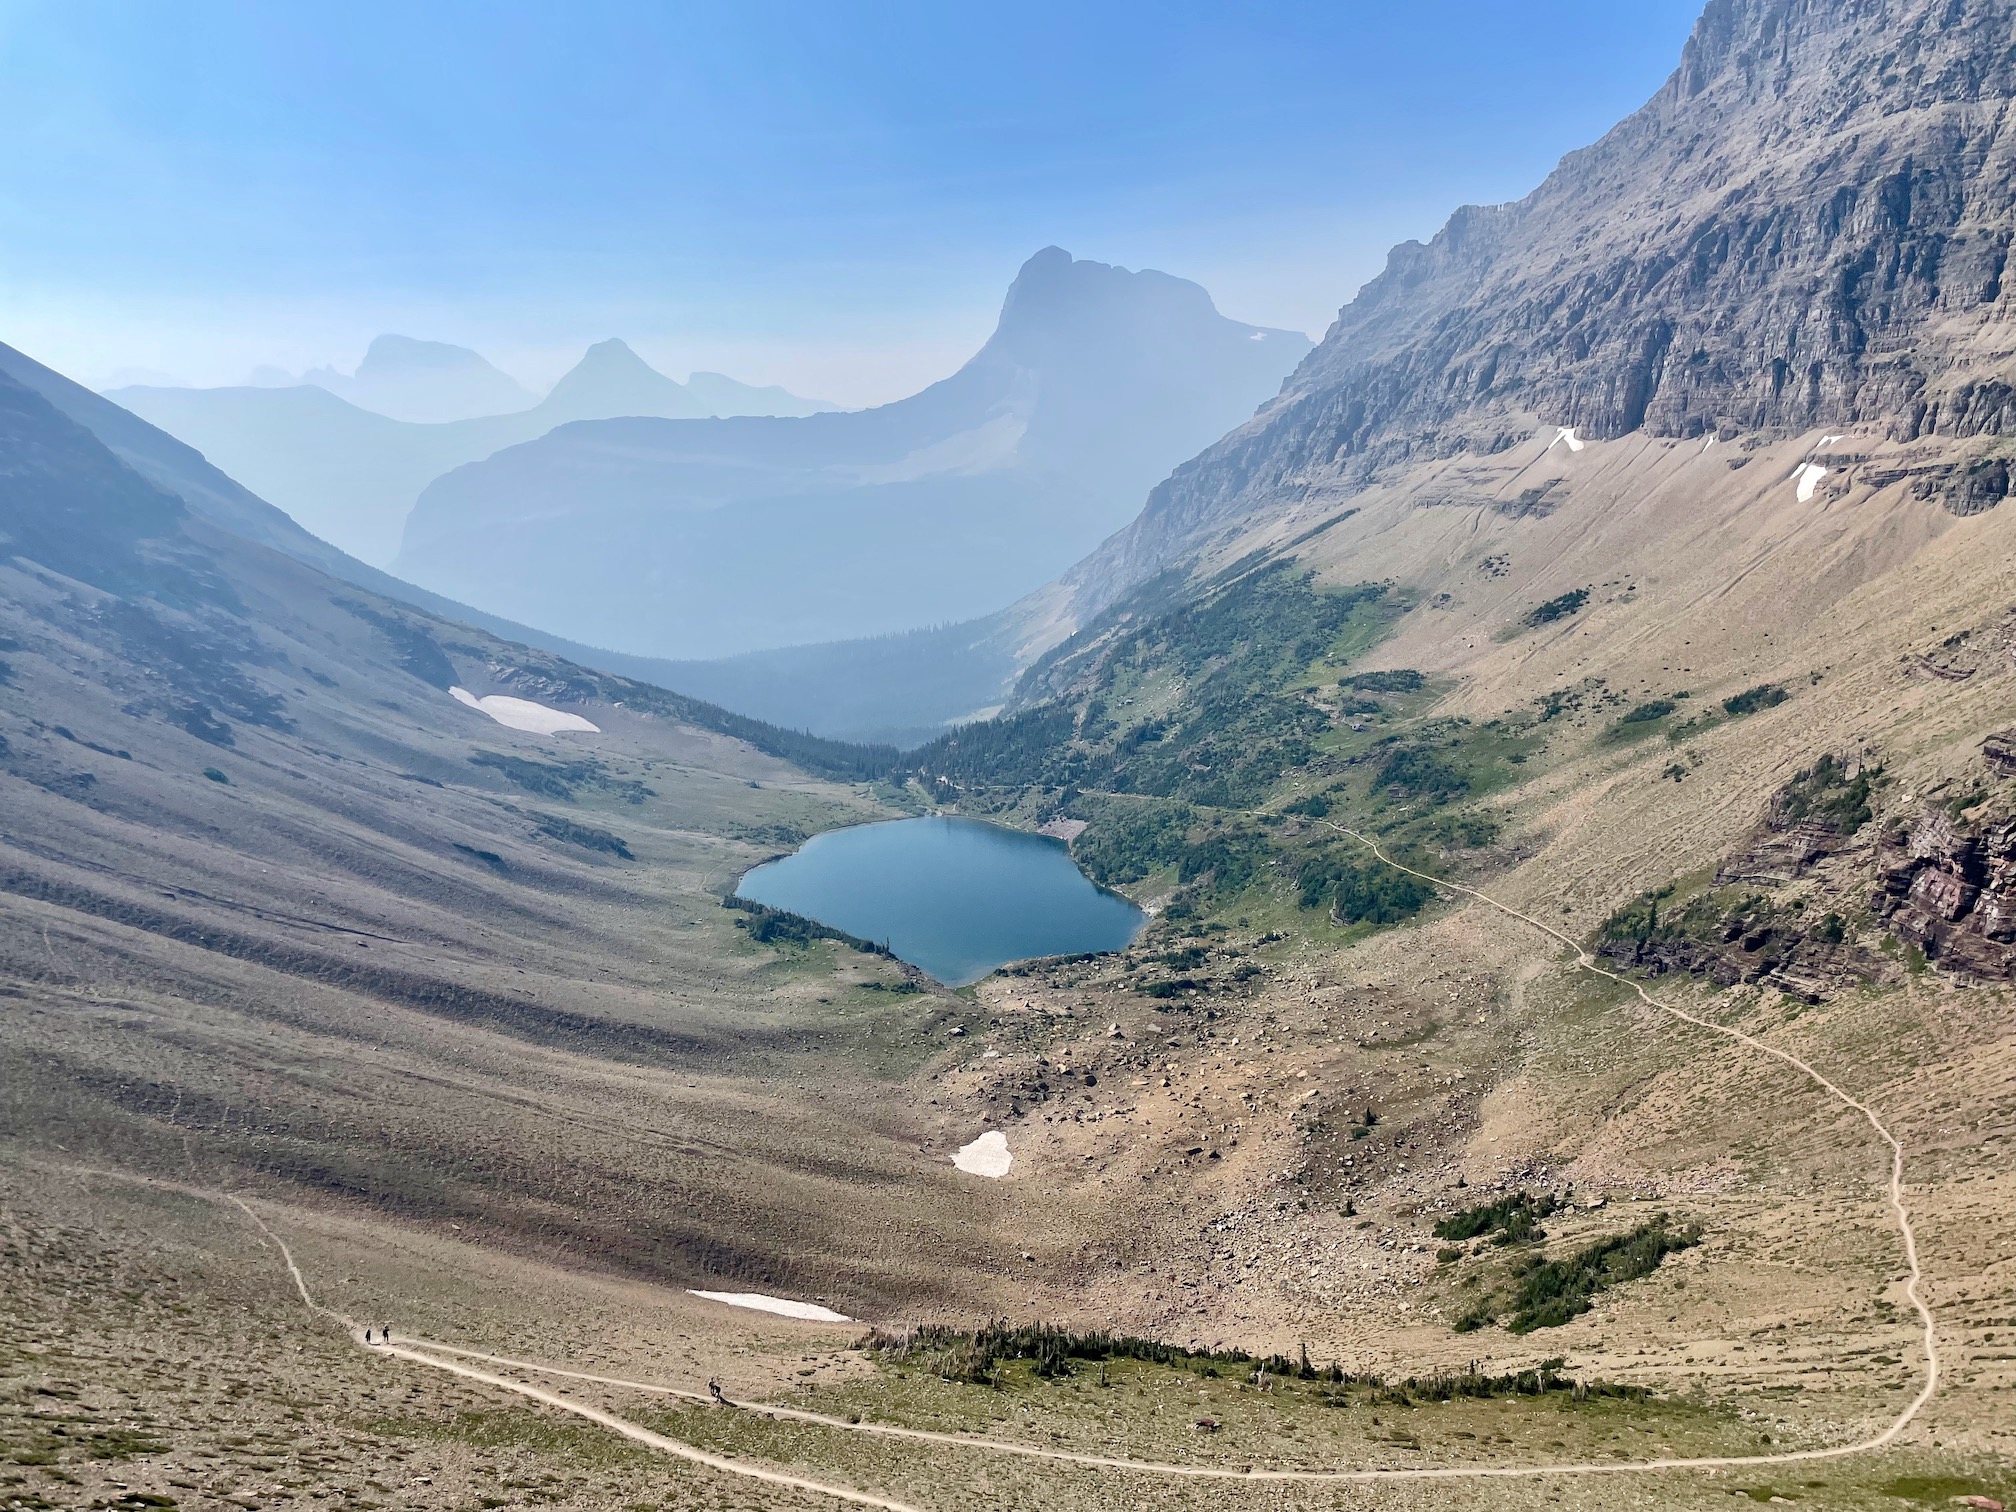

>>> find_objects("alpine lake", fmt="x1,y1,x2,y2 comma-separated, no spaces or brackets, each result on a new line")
734,816,1146,986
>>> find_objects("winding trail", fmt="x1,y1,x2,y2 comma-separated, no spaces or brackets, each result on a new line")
197,828,1941,1503
223,1196,922,1512
1318,823,1940,1444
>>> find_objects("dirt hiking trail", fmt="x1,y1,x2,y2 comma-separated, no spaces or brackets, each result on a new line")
186,824,1941,1503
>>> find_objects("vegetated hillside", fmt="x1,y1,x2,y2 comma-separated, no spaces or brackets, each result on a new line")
1058,0,2016,620
0,360,1043,1316
113,337,836,565
905,561,1482,942
397,248,1311,660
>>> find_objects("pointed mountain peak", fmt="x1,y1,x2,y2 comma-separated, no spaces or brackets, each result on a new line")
568,338,659,376
540,339,703,422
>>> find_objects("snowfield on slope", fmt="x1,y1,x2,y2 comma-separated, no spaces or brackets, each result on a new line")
686,1290,853,1323
953,1130,1013,1178
451,686,600,735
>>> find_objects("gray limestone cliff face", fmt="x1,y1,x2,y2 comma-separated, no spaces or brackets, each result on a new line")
1073,0,2016,612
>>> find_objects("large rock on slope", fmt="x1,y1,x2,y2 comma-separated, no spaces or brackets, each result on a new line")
396,248,1310,661
1067,0,2016,618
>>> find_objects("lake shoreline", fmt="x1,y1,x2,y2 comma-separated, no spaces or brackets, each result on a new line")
732,814,1145,986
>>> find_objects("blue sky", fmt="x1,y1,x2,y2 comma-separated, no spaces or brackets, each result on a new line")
0,0,1706,405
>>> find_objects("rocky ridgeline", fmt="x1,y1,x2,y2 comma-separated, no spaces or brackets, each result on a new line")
1078,0,2016,609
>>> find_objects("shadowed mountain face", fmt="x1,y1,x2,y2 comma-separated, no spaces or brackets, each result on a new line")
0,339,899,774
110,340,838,566
1052,0,2016,621
8,337,969,752
304,335,537,423
395,248,1311,661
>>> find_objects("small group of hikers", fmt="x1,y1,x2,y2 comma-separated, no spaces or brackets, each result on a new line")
355,1328,731,1409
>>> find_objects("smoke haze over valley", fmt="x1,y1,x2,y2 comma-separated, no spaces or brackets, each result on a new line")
5,5,2016,1510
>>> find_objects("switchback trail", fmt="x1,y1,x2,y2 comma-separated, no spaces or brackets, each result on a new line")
194,829,1940,1501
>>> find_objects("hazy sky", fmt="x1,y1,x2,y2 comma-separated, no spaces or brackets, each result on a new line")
1,0,1705,406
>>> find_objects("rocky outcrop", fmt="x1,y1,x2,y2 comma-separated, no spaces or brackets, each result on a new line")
1636,742,2016,988
1709,758,1878,887
1069,0,2016,616
1595,893,1856,1004
1872,809,2016,977
1601,755,1888,1001
1716,753,1880,884
1714,820,1846,886
1983,727,2016,776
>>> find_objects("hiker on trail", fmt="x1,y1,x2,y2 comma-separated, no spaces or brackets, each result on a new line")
363,1328,374,1344
381,1325,392,1343
707,1378,725,1405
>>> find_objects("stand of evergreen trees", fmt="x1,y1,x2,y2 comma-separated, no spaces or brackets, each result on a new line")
721,895,891,956
862,1321,1647,1403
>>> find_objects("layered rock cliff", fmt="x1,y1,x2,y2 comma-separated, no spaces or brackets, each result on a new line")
1071,0,2016,613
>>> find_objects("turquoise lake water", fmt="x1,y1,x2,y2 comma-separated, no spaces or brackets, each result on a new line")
733,816,1146,986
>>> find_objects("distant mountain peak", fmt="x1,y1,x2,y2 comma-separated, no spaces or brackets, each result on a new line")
539,339,701,423
297,334,535,423
983,246,1303,374
571,337,658,375
395,251,1313,660
355,334,505,377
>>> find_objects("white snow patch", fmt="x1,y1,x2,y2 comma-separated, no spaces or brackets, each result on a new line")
953,1130,1013,1179
1700,436,1716,454
1547,426,1586,453
1793,462,1829,502
451,686,600,735
686,1291,852,1323
1818,434,1845,448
